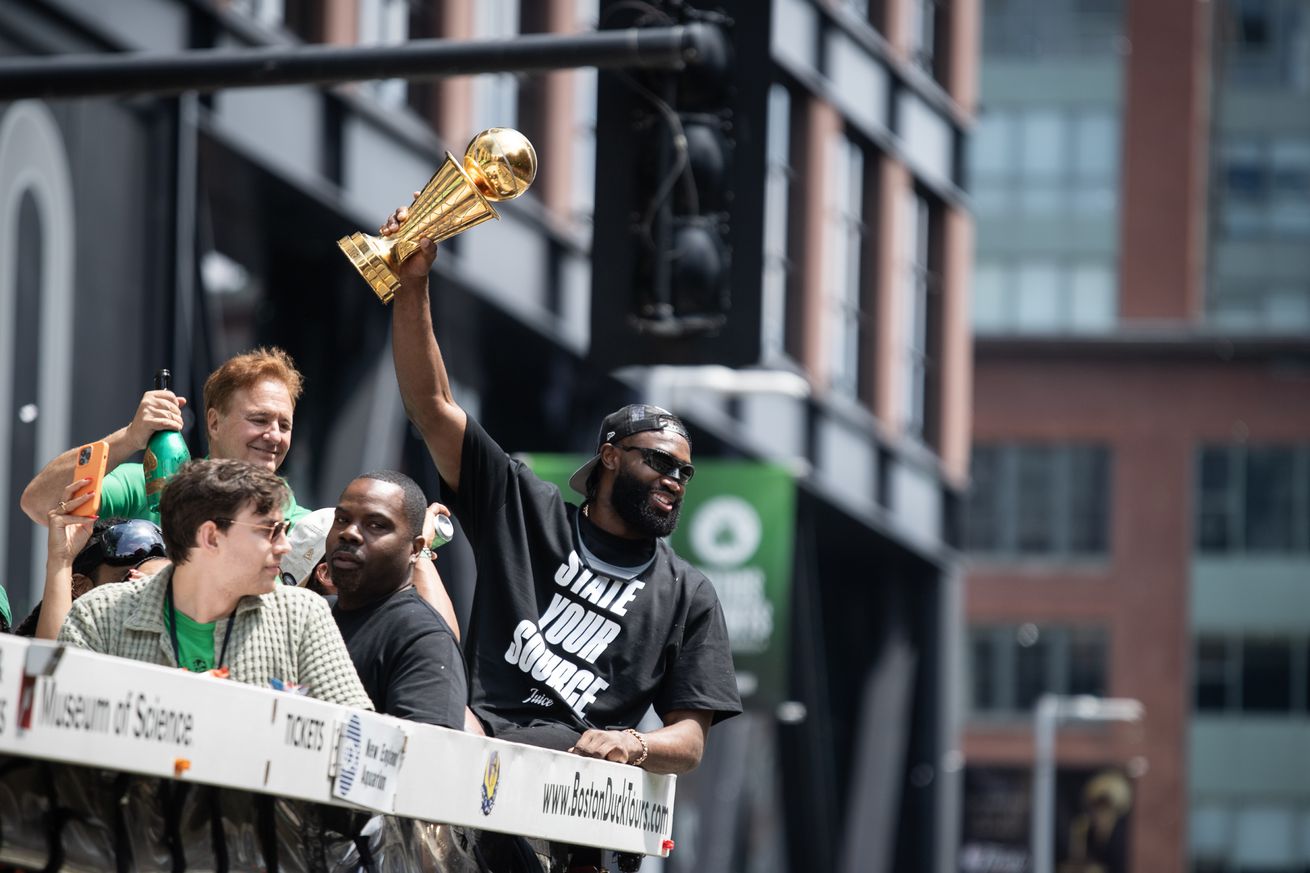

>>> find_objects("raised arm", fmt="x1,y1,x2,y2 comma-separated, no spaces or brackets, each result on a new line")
19,389,186,525
35,483,97,640
413,501,461,641
383,207,467,492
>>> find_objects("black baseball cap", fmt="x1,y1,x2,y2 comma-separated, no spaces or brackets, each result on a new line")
568,404,691,496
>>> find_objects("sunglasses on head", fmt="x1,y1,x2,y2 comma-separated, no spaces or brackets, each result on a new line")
619,445,696,483
99,520,167,567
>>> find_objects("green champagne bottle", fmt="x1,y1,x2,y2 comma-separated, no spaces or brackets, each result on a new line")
143,369,191,512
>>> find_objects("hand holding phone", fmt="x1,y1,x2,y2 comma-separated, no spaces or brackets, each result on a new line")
69,441,109,518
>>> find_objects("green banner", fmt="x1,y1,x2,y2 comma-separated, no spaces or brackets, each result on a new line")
523,454,796,706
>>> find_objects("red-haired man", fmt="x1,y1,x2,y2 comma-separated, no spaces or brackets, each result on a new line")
21,347,310,527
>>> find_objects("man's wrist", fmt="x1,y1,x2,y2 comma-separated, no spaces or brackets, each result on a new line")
109,424,144,455
624,728,648,767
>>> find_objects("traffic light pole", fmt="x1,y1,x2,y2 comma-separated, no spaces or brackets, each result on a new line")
0,24,724,100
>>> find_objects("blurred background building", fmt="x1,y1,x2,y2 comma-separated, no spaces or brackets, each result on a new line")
0,1,976,871
964,1,1310,872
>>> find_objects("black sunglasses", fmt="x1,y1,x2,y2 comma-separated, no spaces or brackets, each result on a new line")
99,520,168,567
620,446,696,483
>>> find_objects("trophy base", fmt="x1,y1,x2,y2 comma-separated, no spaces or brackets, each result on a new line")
337,232,401,304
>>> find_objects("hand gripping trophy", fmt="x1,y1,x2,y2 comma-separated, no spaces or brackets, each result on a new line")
338,128,537,303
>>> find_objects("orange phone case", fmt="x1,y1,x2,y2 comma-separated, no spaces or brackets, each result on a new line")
70,441,109,518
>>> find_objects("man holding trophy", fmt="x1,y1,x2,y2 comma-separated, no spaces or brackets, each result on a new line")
339,129,740,777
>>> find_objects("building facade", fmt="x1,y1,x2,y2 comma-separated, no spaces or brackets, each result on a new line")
964,1,1310,871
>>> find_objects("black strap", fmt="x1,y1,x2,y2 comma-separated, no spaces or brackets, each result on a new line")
38,762,65,873
208,787,229,873
111,773,134,873
160,779,187,873
256,794,279,873
166,579,237,671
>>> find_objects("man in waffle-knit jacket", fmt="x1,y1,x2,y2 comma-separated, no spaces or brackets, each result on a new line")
59,458,371,710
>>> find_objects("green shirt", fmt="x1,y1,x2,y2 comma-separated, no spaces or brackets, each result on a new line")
169,606,217,673
101,462,310,527
0,585,10,628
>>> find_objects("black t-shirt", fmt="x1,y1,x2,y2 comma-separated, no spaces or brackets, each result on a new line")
333,586,468,730
451,418,742,746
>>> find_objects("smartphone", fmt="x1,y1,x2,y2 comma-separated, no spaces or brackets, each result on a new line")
70,441,109,518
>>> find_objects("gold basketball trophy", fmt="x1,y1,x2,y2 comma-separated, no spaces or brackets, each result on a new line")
338,128,537,303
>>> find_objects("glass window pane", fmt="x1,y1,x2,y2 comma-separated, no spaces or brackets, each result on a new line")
1234,805,1297,867
1066,627,1106,696
1245,448,1296,551
1018,182,1063,216
1067,446,1110,553
1015,261,1063,331
1270,140,1310,188
967,446,1003,551
973,262,1009,332
1190,804,1231,857
1020,110,1065,178
1197,447,1233,552
1195,637,1230,711
1263,288,1310,328
972,111,1014,178
970,630,998,711
972,181,1012,216
1070,185,1118,216
1073,110,1119,179
1223,141,1266,198
1068,263,1116,331
1242,637,1292,712
1270,199,1310,236
1014,626,1050,710
1016,447,1057,553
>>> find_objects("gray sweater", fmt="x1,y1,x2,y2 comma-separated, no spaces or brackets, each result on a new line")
59,564,373,710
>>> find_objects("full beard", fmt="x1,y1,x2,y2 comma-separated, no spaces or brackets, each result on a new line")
611,468,681,538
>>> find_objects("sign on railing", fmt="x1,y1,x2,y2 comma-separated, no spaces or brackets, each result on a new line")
0,634,676,857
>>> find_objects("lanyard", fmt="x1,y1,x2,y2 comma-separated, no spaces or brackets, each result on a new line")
165,579,237,672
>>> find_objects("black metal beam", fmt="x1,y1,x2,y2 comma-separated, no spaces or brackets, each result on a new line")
0,24,724,100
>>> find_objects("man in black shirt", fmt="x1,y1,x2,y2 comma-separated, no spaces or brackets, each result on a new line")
382,221,742,775
328,470,467,730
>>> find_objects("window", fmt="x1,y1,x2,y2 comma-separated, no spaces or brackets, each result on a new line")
972,258,1117,334
471,0,521,134
761,84,797,362
568,0,600,227
1194,633,1310,715
824,133,873,401
981,0,1123,60
969,624,1108,717
1214,138,1310,240
902,188,940,442
1243,638,1293,712
969,105,1121,335
1220,0,1310,90
1207,282,1310,332
970,107,1120,220
1190,801,1310,873
1194,637,1234,711
967,444,1112,558
906,0,942,78
1196,445,1310,554
404,2,444,124
358,0,412,108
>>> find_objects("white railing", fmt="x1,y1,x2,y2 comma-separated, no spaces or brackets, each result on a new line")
0,634,676,858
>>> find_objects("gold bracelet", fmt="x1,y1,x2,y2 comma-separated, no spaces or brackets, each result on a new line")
624,728,648,767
